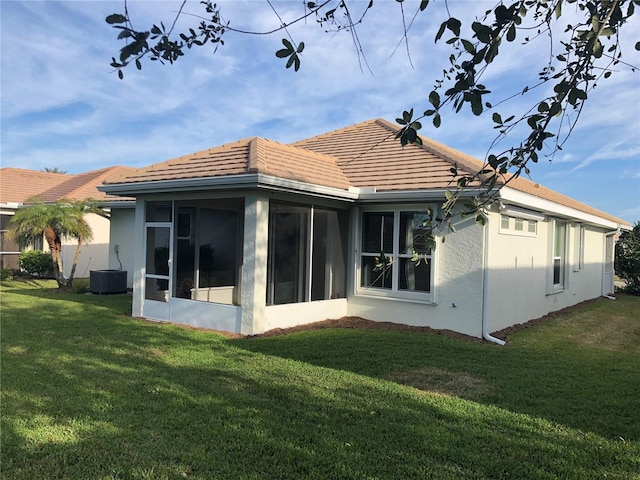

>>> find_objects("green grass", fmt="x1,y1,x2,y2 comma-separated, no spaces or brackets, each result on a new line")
1,280,639,479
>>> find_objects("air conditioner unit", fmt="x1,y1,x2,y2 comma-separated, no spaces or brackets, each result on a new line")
90,270,127,295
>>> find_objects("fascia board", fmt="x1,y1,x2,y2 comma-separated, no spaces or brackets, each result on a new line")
98,174,263,195
99,200,137,209
499,186,621,229
99,174,359,202
256,175,359,201
356,188,486,203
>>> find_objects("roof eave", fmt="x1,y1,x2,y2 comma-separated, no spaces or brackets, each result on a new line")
99,174,359,202
499,186,625,230
355,187,487,203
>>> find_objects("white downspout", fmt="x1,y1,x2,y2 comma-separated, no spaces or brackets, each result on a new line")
482,217,506,346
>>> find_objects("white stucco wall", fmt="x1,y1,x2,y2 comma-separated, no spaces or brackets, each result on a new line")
59,212,110,278
108,207,136,288
346,211,486,338
485,211,609,332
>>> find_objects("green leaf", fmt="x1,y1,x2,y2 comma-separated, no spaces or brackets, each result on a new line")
419,0,429,11
297,42,305,53
492,112,502,124
435,21,447,42
447,17,462,37
593,39,603,58
117,29,132,40
428,90,441,108
461,39,475,54
433,113,441,128
281,38,293,50
106,13,127,25
276,48,291,58
506,24,516,42
470,93,483,116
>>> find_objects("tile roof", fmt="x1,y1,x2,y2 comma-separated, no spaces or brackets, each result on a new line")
1,166,134,205
104,118,627,226
291,118,483,191
0,168,71,204
105,137,351,190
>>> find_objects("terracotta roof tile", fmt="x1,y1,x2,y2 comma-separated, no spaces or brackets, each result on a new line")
105,138,351,190
293,118,628,225
291,118,482,191
0,168,71,204
0,166,134,205
104,118,626,226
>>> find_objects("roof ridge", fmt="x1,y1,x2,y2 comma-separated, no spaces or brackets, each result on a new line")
291,118,383,145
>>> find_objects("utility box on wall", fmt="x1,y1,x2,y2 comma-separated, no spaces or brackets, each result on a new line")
90,270,127,295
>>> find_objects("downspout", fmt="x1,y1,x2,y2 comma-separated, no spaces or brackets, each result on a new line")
481,216,506,346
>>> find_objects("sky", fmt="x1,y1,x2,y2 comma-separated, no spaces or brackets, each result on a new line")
1,0,639,224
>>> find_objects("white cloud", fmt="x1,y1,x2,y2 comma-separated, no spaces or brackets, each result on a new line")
1,0,639,220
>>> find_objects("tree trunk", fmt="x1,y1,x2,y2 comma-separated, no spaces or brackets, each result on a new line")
67,237,84,287
44,226,65,288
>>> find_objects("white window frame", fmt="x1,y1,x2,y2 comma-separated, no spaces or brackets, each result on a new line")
548,218,569,293
356,205,436,303
573,224,585,272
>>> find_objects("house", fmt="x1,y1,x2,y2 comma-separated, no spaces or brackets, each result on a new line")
100,119,629,341
0,166,134,283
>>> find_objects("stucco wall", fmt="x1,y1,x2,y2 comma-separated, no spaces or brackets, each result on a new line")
485,211,608,332
108,207,136,288
59,212,110,278
346,211,485,338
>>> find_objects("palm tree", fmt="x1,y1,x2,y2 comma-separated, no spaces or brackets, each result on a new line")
42,167,68,174
8,199,108,288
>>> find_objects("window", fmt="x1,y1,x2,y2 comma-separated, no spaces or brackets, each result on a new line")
359,208,434,300
499,214,537,237
267,202,348,305
514,217,524,231
573,225,585,271
552,220,567,289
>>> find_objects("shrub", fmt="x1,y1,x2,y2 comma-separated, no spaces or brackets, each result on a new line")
0,268,19,280
18,251,54,278
615,222,640,295
71,278,90,294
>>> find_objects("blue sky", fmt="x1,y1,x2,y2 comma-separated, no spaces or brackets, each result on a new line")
1,0,639,224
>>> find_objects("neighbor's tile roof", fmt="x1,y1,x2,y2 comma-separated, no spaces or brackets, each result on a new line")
0,166,134,205
0,168,71,204
104,118,627,226
104,137,351,190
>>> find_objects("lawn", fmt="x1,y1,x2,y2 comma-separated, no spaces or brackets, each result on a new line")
1,280,639,480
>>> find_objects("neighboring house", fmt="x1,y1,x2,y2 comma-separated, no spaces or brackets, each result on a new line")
0,167,134,283
100,119,629,340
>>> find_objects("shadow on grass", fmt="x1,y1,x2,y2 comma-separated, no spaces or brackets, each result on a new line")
231,300,640,443
2,283,639,478
3,322,635,479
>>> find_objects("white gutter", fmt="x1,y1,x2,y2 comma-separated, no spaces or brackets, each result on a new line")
481,217,506,346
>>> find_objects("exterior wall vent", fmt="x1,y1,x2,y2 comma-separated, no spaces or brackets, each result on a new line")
90,270,127,295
